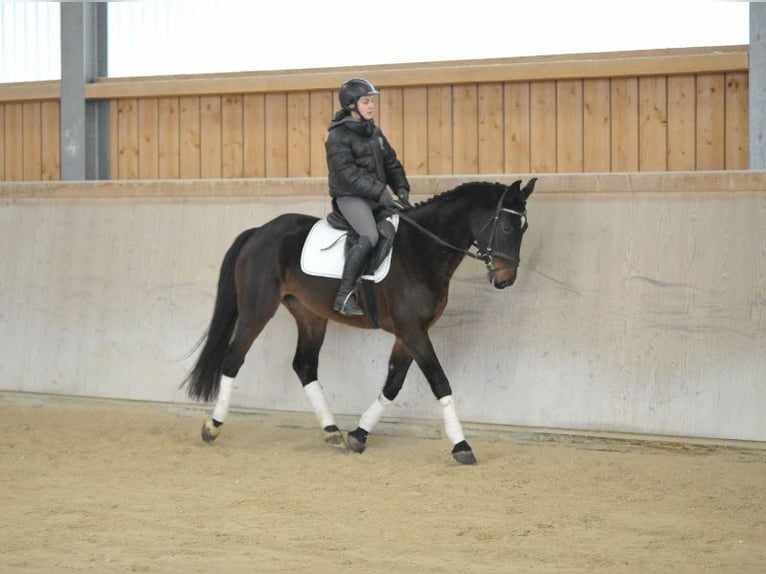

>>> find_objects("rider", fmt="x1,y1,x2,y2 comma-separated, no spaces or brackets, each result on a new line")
326,77,411,316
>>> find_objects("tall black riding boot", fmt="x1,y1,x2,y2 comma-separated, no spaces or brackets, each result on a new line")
333,238,373,316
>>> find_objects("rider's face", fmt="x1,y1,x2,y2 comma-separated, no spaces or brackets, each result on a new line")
354,96,376,120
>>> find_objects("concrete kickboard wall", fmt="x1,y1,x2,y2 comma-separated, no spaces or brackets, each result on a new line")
1,173,764,441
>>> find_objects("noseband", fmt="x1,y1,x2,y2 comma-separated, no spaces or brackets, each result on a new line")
395,189,527,271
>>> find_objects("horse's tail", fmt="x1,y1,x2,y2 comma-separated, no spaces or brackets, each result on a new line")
182,228,257,402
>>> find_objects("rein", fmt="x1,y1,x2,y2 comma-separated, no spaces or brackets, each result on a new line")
394,211,488,263
393,189,526,269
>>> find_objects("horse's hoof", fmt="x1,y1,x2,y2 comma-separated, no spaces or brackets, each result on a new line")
323,425,347,448
452,450,477,465
451,440,477,465
201,419,222,442
346,428,368,454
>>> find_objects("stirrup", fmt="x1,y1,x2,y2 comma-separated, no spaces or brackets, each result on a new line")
335,291,363,316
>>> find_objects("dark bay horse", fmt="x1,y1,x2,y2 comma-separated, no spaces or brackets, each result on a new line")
183,178,536,464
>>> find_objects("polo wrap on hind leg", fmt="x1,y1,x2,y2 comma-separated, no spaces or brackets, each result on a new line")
303,380,336,429
212,376,235,423
358,393,392,433
439,395,466,445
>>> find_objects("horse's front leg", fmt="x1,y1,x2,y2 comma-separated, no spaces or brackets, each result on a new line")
347,338,412,454
401,329,476,465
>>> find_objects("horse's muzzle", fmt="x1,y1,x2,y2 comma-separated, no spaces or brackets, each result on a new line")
487,260,518,289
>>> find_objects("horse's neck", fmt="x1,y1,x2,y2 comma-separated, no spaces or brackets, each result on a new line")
402,195,478,282
414,194,476,250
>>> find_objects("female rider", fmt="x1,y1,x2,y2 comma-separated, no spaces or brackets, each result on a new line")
326,78,411,316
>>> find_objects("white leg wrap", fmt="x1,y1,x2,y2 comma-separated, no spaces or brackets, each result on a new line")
439,395,466,445
358,394,392,433
212,376,234,423
303,381,336,429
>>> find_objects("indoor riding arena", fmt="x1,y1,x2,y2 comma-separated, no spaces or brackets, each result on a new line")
2,6,765,573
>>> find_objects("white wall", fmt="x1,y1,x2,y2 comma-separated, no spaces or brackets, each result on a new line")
1,173,764,441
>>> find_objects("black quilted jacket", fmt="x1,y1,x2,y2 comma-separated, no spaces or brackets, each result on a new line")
325,114,410,201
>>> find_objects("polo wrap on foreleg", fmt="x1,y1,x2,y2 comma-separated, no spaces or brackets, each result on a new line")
303,380,336,429
358,393,392,433
439,395,465,445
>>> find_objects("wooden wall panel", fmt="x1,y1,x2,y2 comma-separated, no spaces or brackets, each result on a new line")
453,84,478,174
222,95,244,178
402,86,428,175
200,96,222,178
265,94,287,177
378,87,404,158
309,90,333,177
667,76,696,171
137,98,159,179
610,78,639,172
40,101,59,180
109,99,118,179
583,79,611,172
504,82,530,173
0,47,751,182
639,76,667,171
0,105,5,180
725,72,748,169
4,104,24,180
179,96,201,179
477,83,504,174
117,98,139,179
427,86,453,174
530,81,556,173
556,80,583,172
696,74,725,170
243,94,265,178
158,97,180,179
287,92,310,177
22,103,42,180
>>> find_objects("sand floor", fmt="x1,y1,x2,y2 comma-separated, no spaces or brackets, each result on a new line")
1,392,765,573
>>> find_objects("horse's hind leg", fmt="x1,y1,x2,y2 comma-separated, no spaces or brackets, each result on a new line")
282,296,345,448
347,338,413,454
201,375,235,441
202,279,282,442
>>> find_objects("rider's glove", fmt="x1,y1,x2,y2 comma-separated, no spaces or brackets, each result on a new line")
378,191,396,208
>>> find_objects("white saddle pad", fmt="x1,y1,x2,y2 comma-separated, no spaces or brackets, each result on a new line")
300,215,398,283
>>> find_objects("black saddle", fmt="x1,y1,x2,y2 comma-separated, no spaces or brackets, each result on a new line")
326,205,396,275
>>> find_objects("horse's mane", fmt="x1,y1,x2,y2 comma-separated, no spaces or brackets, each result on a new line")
409,181,521,211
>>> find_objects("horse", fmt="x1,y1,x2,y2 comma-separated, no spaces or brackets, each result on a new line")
182,178,536,464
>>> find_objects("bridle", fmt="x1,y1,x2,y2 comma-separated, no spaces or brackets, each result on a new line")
394,187,527,272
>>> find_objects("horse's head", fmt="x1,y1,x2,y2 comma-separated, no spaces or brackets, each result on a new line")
474,178,536,289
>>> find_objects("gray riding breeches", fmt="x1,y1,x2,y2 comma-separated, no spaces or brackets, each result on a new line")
335,196,380,247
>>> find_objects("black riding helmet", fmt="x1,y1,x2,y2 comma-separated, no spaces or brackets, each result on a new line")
339,78,380,112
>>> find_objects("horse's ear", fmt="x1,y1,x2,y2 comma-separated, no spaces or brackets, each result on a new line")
521,178,537,199
508,180,522,192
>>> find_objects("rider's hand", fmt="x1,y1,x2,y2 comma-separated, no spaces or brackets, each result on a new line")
396,188,411,206
378,191,396,208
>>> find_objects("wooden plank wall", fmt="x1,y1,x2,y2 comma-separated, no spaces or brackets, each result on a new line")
0,47,750,181
0,100,60,181
106,73,749,179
